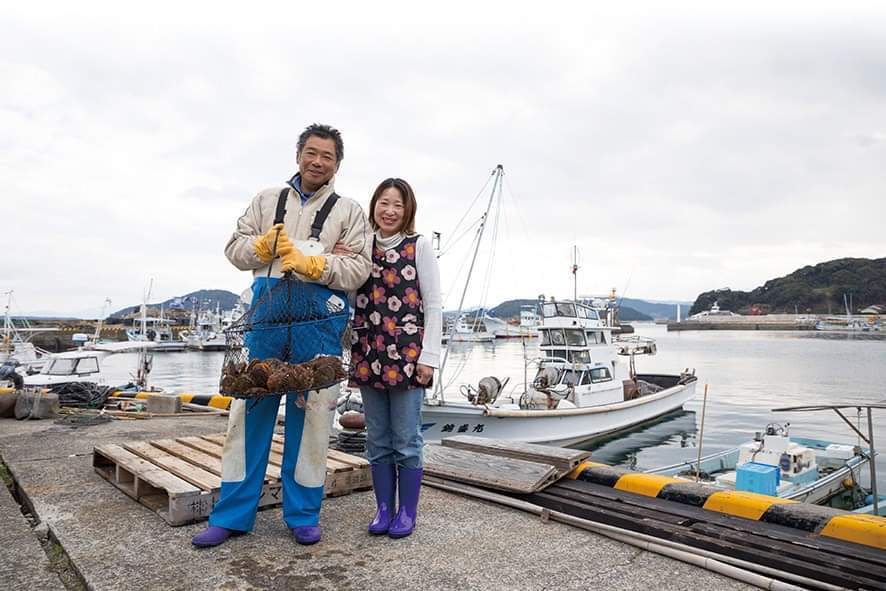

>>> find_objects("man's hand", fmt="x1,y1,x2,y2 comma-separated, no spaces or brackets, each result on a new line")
281,246,326,280
415,363,434,386
254,224,295,263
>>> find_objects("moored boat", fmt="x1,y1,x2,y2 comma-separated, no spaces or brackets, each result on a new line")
646,422,871,506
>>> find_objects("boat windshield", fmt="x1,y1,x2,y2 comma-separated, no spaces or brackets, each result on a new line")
542,303,577,318
565,329,585,346
45,357,100,376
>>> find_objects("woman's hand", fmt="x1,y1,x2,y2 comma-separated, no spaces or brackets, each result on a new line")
415,363,434,385
331,242,354,256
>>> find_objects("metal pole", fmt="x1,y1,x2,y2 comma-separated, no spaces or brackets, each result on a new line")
435,165,504,402
867,407,879,516
696,384,709,482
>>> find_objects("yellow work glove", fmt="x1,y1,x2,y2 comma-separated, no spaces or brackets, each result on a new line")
280,247,326,280
253,224,295,264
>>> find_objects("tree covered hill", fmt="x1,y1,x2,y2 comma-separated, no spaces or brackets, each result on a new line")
690,257,886,315
111,289,240,319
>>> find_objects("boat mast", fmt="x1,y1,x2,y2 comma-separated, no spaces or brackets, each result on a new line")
571,245,580,302
433,164,504,403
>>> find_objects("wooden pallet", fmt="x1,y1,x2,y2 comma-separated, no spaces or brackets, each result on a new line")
93,433,371,526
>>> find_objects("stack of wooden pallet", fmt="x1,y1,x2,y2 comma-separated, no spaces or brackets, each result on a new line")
93,433,371,526
423,435,591,493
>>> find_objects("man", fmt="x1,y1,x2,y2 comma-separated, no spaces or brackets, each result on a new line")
192,124,372,547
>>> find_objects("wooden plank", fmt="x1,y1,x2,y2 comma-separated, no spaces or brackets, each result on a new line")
423,444,557,493
151,439,224,475
94,444,200,497
327,448,370,467
123,441,221,491
175,436,225,458
442,435,590,472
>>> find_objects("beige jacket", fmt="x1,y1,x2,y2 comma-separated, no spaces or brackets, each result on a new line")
224,179,372,292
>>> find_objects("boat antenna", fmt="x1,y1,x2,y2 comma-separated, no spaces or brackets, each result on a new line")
571,245,580,302
434,165,504,402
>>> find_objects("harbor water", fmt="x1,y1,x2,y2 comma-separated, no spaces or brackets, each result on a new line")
99,323,886,491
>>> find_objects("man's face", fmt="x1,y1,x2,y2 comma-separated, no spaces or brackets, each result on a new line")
297,135,338,192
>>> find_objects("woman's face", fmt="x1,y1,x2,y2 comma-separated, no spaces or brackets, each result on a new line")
374,187,405,237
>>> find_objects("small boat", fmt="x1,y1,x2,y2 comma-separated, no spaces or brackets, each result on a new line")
182,304,227,351
423,166,697,445
688,300,741,320
424,296,697,445
126,312,185,352
0,291,54,372
646,423,871,505
448,313,496,343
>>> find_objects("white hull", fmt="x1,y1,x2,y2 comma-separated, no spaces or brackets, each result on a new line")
421,378,696,445
448,332,496,343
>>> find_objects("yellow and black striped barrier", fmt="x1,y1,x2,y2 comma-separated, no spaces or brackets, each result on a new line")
567,460,886,551
108,391,233,411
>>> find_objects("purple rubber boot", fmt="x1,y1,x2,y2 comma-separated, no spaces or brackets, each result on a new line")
368,463,397,535
388,466,422,539
191,526,237,548
291,525,322,545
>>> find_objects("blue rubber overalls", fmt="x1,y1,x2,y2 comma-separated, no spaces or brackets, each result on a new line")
208,193,348,532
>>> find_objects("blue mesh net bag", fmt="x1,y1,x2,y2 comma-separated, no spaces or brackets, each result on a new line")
220,275,351,399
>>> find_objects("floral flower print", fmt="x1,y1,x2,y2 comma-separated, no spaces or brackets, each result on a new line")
402,342,421,363
382,364,404,387
385,249,401,264
369,311,382,325
371,285,386,304
371,359,382,376
403,288,421,309
371,264,382,279
401,264,416,281
355,361,372,382
386,344,401,360
400,241,416,260
402,322,418,336
382,268,401,288
387,295,402,312
372,334,387,352
382,316,399,337
403,363,414,378
356,294,369,309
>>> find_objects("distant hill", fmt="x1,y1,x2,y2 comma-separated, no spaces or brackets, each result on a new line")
690,257,886,315
488,298,653,322
619,297,691,321
111,289,240,319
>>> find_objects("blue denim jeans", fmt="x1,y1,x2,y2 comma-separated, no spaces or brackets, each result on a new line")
360,386,424,469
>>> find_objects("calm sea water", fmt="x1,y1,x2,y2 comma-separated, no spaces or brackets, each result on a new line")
99,324,886,490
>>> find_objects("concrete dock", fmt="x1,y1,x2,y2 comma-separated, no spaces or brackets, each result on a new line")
0,416,755,590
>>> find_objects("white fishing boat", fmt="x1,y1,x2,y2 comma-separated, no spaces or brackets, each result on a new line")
423,297,697,445
23,341,158,389
422,165,697,445
125,308,185,352
482,307,538,338
182,304,227,351
647,423,871,505
0,291,54,371
449,313,496,343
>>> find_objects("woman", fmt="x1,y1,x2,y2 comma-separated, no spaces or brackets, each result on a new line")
342,177,441,539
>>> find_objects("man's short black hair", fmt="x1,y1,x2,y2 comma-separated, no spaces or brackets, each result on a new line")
297,123,344,163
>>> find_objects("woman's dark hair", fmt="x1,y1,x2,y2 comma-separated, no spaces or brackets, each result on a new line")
369,178,417,235
297,123,344,163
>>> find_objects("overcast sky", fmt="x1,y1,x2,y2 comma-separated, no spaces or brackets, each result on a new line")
2,3,885,317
